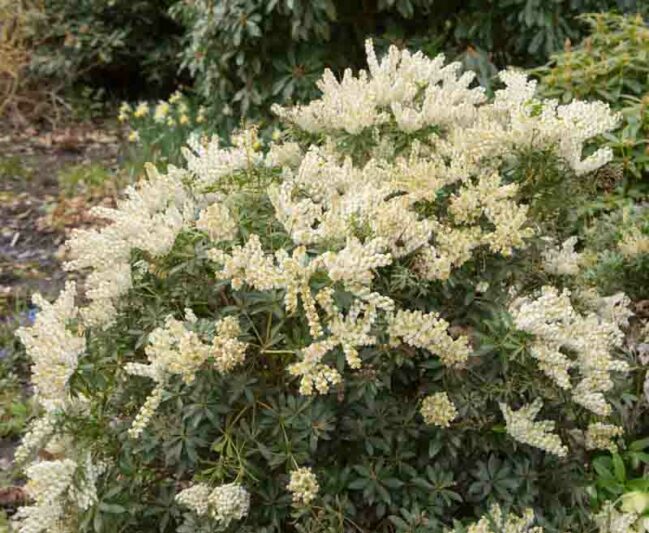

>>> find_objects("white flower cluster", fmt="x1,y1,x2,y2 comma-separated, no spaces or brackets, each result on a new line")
489,70,618,176
456,504,543,533
265,140,302,168
211,235,400,394
288,340,344,395
288,297,382,395
16,282,85,412
64,164,192,327
12,459,77,533
388,309,470,367
125,313,247,437
275,40,617,178
176,482,250,525
542,236,582,276
68,453,106,512
207,483,250,525
195,201,238,243
14,412,56,463
12,454,105,533
585,422,624,451
420,392,458,427
268,145,532,286
209,234,289,291
510,286,629,416
269,42,617,304
182,129,263,189
126,315,209,385
287,467,319,506
273,39,486,135
447,171,533,257
176,483,211,516
320,237,393,290
499,399,568,457
211,317,247,373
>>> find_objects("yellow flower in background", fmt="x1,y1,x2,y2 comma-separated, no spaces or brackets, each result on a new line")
179,114,190,126
178,101,189,114
166,117,176,127
169,90,182,104
128,130,140,143
196,106,206,124
118,102,131,122
154,101,171,123
133,102,149,118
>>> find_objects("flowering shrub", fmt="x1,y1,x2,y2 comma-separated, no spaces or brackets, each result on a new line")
12,41,648,532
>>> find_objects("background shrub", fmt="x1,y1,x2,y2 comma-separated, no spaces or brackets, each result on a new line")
535,12,649,181
25,0,182,99
16,0,646,126
170,0,644,127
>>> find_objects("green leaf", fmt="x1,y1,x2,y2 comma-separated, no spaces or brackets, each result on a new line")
630,438,649,452
348,478,369,490
98,502,127,514
612,454,627,484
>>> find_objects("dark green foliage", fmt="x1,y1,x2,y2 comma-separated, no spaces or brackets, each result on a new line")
26,1,645,120
170,0,642,126
27,0,182,97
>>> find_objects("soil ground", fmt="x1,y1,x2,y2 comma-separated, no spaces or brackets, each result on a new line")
0,124,120,306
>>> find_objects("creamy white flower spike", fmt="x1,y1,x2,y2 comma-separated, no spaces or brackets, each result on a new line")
12,455,105,533
125,315,247,438
17,282,85,412
457,504,543,533
183,129,263,189
500,399,568,457
585,422,624,451
64,164,192,327
510,286,629,416
196,202,238,242
274,40,485,135
542,236,582,276
14,412,57,464
275,41,617,178
388,309,470,367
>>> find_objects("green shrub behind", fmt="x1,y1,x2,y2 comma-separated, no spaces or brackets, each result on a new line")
535,13,649,181
27,0,182,98
23,0,645,122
